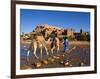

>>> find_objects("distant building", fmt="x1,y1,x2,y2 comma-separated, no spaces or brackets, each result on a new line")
61,28,75,38
22,24,89,41
67,28,75,37
74,32,80,40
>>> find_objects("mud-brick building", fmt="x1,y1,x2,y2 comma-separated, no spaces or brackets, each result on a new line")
34,24,75,38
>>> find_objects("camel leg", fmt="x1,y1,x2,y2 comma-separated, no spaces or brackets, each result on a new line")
27,50,30,63
57,46,59,55
34,46,38,59
33,42,38,59
40,47,43,58
44,46,49,56
42,41,49,57
51,46,55,55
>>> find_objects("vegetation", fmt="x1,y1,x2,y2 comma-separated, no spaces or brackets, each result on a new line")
67,36,74,41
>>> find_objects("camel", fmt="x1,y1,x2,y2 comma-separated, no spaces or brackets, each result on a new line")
27,34,49,60
49,37,60,55
26,33,60,62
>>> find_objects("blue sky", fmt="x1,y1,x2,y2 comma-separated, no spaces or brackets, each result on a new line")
20,9,90,33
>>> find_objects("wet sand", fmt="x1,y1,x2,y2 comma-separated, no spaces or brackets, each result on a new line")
20,41,90,70
21,39,89,47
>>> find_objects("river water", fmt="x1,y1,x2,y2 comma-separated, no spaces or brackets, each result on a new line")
20,44,90,69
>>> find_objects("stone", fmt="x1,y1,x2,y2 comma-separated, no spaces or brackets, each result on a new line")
81,62,85,66
47,57,55,62
69,64,73,67
60,61,64,64
64,62,69,66
53,56,60,59
42,60,49,65
34,62,42,68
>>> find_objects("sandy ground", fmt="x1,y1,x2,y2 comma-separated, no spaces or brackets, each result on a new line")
21,39,89,46
20,40,90,70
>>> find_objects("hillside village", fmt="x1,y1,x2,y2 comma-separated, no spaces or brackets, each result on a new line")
21,24,90,41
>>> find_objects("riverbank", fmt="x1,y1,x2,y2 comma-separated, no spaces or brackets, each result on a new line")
21,40,90,46
20,42,90,69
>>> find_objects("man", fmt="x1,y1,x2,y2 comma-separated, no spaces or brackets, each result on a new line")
63,36,69,52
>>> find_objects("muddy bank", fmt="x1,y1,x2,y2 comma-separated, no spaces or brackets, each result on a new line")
20,42,90,69
21,40,90,46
